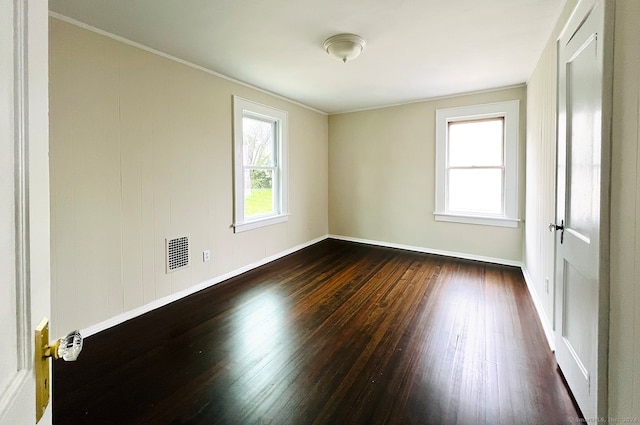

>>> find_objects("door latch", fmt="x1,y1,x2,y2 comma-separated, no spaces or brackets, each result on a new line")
549,219,565,243
34,317,83,423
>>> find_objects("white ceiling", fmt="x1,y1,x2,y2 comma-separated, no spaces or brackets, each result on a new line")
49,0,564,114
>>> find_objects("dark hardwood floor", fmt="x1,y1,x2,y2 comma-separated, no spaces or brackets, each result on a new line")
53,239,581,424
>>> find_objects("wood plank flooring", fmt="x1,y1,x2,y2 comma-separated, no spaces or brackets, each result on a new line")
53,239,581,424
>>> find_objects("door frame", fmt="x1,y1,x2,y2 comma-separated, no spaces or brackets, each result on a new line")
554,0,614,420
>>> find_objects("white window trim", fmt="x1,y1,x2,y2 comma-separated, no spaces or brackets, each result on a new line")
434,100,520,228
233,96,289,233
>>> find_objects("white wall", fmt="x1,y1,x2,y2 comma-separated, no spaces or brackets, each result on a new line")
328,87,526,263
609,0,640,417
49,18,328,337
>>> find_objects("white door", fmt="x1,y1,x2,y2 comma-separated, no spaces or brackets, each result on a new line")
0,0,51,424
554,0,610,423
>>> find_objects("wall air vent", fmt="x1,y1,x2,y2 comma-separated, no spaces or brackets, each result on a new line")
166,235,190,273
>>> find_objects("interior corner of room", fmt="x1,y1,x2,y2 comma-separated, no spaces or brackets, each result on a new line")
4,0,639,423
47,1,640,420
49,17,532,339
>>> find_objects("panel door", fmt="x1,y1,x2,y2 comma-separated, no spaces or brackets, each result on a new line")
554,1,608,423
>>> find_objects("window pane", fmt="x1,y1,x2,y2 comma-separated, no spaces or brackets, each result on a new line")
244,168,275,218
449,119,503,167
448,168,503,214
243,116,275,167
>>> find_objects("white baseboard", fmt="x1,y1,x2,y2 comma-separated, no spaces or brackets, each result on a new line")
81,233,555,356
81,235,329,337
521,266,556,351
328,234,522,267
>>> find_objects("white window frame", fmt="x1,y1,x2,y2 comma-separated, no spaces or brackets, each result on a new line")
233,96,289,233
434,100,520,227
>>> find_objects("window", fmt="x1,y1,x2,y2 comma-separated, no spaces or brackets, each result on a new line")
233,96,288,232
435,100,519,227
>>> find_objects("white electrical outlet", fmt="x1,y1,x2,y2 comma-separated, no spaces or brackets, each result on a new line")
545,277,549,294
203,250,211,262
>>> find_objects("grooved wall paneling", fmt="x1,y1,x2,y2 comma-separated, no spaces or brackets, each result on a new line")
49,18,328,336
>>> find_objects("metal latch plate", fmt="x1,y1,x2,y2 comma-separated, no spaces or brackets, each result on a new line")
34,317,50,423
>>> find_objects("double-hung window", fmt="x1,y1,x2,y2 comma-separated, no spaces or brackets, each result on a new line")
233,96,288,232
434,100,519,227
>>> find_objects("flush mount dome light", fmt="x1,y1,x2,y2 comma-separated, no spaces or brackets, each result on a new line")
323,33,366,63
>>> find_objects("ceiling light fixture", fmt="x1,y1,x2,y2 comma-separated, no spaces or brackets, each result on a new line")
323,33,366,63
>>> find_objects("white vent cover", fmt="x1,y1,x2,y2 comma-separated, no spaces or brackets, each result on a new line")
166,235,190,273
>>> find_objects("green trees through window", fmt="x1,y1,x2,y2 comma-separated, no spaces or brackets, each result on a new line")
242,116,276,218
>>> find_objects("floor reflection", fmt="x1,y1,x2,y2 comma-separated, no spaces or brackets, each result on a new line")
228,289,293,417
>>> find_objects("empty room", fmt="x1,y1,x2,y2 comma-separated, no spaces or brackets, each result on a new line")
2,0,640,424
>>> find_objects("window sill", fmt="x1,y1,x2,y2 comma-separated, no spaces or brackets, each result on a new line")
434,212,520,228
233,214,289,233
